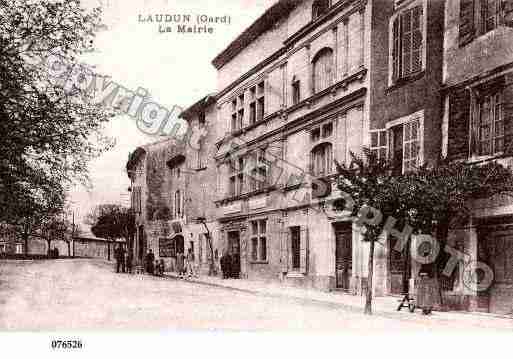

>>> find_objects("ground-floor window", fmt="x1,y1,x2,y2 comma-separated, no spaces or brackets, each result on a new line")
250,219,267,262
282,226,309,274
15,244,23,254
0,244,6,253
290,226,301,270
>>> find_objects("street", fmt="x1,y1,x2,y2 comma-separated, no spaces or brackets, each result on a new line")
0,259,510,331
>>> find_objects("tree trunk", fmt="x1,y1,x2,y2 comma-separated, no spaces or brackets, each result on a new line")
107,241,111,261
206,234,216,276
46,239,52,258
365,238,375,315
67,241,71,257
22,227,29,258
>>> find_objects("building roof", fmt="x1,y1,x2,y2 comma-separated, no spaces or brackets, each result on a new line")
211,0,300,70
180,93,217,120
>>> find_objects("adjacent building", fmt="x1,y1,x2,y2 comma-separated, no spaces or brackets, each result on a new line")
441,0,513,314
127,95,221,274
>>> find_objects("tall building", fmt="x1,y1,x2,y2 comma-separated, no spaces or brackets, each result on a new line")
442,0,513,314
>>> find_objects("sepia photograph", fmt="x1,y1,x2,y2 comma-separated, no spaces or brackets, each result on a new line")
1,0,513,355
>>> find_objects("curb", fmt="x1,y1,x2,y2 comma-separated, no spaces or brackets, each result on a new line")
162,273,513,324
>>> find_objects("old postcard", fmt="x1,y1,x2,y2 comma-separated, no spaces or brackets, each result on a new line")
1,0,513,355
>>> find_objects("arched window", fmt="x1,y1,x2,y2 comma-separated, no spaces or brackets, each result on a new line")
312,48,334,93
310,143,333,177
312,0,330,20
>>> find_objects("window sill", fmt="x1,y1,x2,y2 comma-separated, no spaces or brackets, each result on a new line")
387,71,425,93
249,260,269,265
195,167,207,172
216,186,276,205
286,272,305,278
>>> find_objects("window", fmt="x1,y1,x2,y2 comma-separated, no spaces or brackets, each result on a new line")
174,190,182,218
322,122,333,138
292,78,301,105
229,156,245,197
370,130,388,160
131,187,142,214
231,95,244,132
290,226,301,270
389,119,420,174
257,81,265,122
283,226,309,273
391,5,424,82
250,220,267,262
312,0,331,20
477,91,504,156
459,0,513,46
311,143,333,177
15,243,23,255
198,111,206,125
0,244,6,254
249,87,256,125
310,128,321,142
249,149,270,192
313,48,334,93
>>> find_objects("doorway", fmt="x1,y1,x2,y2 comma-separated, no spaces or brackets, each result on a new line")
138,225,146,261
228,231,241,278
334,223,352,291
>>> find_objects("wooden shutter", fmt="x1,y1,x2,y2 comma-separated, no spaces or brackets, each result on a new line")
503,0,513,26
503,76,513,153
280,231,289,272
392,17,400,82
411,6,423,74
299,227,309,274
401,10,412,76
459,0,475,46
448,88,471,160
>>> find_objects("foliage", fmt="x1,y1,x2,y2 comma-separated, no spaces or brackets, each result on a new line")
89,204,135,243
0,0,115,226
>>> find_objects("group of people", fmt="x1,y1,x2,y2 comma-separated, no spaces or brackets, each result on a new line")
219,251,240,279
144,249,165,276
114,245,133,274
175,248,197,279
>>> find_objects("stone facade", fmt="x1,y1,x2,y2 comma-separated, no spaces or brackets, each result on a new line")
127,95,222,275
213,0,372,292
441,0,513,314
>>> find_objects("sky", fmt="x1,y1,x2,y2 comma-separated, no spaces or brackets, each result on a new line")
71,0,277,226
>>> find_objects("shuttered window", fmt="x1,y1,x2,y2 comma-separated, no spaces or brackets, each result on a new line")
313,48,334,93
478,92,504,155
284,226,309,274
311,143,333,177
250,220,267,262
312,0,330,20
460,0,513,46
391,5,423,83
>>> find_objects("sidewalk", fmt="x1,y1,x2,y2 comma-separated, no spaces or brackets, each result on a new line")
164,271,513,329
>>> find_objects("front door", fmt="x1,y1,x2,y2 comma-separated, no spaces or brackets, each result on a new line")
228,231,241,278
335,223,352,290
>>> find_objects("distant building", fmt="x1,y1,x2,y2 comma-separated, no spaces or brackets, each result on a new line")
127,94,221,274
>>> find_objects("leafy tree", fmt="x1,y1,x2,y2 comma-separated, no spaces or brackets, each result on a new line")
0,0,115,227
337,150,513,314
336,149,410,314
89,204,135,261
401,158,513,307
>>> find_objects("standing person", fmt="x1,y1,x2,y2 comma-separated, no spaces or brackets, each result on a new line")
230,249,240,279
145,249,155,275
126,249,133,274
176,251,185,279
120,246,126,273
220,250,230,279
185,248,196,278
115,245,122,273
